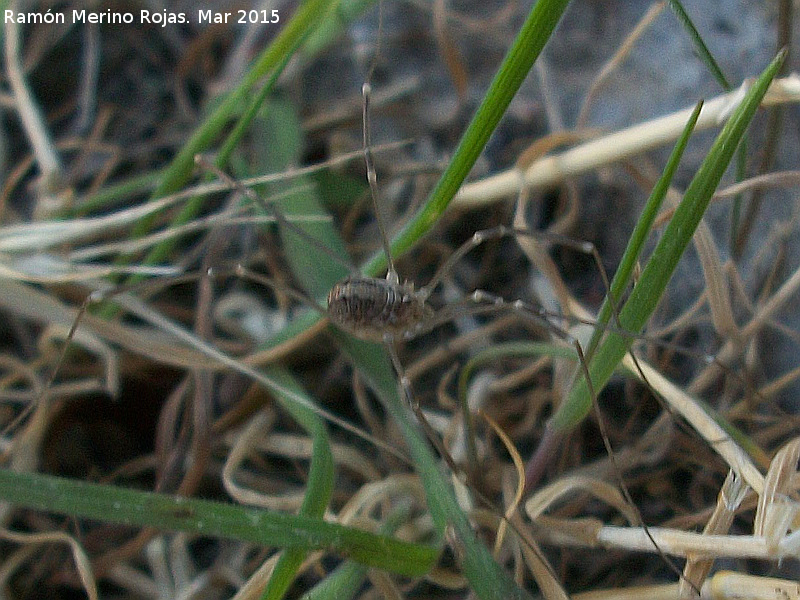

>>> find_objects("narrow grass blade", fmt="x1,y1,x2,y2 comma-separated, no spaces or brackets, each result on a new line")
258,367,335,600
584,100,703,361
0,469,437,576
666,1,751,255
668,1,730,89
0,469,439,577
551,50,786,431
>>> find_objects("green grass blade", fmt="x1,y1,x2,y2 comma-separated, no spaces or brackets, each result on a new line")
667,1,753,254
0,469,437,576
584,100,703,361
551,50,786,431
259,367,335,600
362,0,573,276
298,504,412,600
668,1,730,89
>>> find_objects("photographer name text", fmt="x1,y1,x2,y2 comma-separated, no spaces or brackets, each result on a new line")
5,9,280,27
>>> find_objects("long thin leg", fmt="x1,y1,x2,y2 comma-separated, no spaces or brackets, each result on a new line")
362,83,398,285
411,222,749,396
418,224,600,302
359,0,397,284
384,339,461,475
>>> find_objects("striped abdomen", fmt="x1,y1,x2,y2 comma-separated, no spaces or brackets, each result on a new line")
326,277,432,342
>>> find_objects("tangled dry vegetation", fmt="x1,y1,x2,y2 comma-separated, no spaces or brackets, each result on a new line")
0,1,798,598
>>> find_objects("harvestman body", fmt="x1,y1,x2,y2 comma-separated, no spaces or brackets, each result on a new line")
327,276,432,343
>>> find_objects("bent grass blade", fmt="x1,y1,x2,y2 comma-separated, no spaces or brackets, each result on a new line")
0,469,438,577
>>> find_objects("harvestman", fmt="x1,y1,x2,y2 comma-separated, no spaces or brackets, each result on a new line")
202,81,618,483
36,80,731,498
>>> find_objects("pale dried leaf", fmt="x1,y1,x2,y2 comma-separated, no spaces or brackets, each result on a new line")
693,219,737,337
0,528,98,600
754,437,800,549
525,474,638,524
